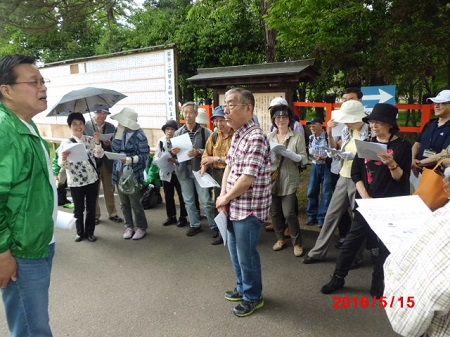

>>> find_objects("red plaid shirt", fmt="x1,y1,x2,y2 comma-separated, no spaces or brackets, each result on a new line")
226,120,271,221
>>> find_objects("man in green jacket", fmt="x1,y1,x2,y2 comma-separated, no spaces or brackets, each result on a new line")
0,54,56,337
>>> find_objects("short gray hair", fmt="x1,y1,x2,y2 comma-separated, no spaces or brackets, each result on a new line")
182,101,197,112
225,88,255,107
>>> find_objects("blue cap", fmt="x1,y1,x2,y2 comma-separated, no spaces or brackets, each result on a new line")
306,117,324,125
211,106,225,121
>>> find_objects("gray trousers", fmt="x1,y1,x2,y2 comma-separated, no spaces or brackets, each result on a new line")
307,175,355,260
271,193,302,246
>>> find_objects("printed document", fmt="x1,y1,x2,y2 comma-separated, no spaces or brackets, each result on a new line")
214,211,228,246
61,143,88,162
104,151,126,161
100,133,114,142
170,133,193,163
355,139,387,161
155,152,176,182
356,195,431,252
192,171,220,188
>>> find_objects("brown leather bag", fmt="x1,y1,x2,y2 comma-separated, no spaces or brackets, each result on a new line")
413,160,448,211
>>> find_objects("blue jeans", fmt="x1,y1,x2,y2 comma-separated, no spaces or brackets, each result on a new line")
118,187,148,230
179,177,217,229
306,163,332,224
227,216,264,302
2,243,55,337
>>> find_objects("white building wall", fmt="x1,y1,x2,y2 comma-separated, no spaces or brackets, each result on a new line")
35,47,177,135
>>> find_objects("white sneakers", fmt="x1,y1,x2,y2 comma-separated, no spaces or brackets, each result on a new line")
123,228,147,240
132,228,146,240
123,228,133,239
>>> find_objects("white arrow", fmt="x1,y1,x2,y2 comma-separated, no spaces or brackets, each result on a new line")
363,89,394,103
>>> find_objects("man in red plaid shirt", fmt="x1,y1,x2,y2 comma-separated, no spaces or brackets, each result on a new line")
216,88,271,317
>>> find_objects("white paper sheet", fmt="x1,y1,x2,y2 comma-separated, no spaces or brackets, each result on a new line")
100,133,114,142
320,146,342,156
192,171,220,188
356,195,431,252
104,151,126,161
61,143,88,162
330,110,345,137
55,211,76,230
214,211,228,246
155,152,176,182
355,139,387,161
269,141,285,153
170,133,193,163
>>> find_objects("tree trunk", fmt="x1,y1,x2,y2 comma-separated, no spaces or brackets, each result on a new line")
262,0,277,62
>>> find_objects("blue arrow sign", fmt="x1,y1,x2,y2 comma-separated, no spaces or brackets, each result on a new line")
361,85,396,108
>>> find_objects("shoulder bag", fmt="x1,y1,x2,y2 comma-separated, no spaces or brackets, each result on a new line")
413,159,448,211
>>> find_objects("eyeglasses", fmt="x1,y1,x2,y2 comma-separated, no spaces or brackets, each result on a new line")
10,79,50,88
221,103,248,110
368,120,385,125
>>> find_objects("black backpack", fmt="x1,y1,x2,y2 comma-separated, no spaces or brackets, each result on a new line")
140,185,162,209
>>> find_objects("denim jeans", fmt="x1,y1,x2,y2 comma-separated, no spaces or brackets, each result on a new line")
2,243,55,337
306,163,332,224
179,177,217,229
227,216,264,302
118,187,148,230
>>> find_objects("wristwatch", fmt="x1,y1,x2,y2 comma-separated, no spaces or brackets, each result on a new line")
217,157,223,163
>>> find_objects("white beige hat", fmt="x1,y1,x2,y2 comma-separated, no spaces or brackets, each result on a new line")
110,107,140,130
196,108,208,125
332,100,366,123
269,97,288,109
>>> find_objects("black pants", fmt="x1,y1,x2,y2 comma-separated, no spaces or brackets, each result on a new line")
334,211,389,281
57,181,70,206
70,180,99,237
163,173,187,219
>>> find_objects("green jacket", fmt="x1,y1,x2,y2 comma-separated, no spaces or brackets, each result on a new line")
143,155,162,188
0,103,55,259
52,145,61,176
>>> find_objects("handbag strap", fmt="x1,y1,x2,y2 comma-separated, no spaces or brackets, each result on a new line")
432,159,446,172
70,137,98,174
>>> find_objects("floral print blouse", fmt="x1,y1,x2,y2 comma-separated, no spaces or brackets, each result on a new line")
59,135,104,187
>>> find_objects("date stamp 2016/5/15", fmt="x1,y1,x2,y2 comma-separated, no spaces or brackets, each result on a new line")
333,296,415,309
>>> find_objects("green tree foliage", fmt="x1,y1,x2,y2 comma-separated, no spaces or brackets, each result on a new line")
0,0,132,62
122,0,265,100
174,0,265,99
0,0,447,102
266,0,450,99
